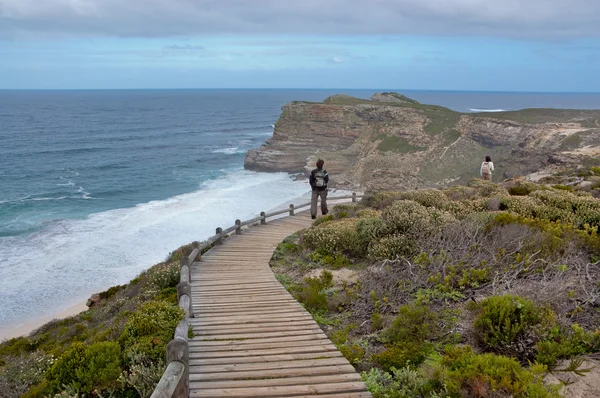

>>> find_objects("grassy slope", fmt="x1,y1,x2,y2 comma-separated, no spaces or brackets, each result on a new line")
0,243,197,398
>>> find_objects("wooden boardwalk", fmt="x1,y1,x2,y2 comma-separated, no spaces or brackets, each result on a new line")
188,211,372,398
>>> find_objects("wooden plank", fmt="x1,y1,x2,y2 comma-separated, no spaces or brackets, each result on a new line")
190,364,357,381
189,334,329,347
189,338,333,352
189,351,343,366
189,344,339,358
190,381,369,397
187,357,349,373
191,374,362,389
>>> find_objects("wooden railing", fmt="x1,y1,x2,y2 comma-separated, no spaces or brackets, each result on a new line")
150,192,364,398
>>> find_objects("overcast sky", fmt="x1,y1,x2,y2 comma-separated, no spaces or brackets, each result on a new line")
1,0,599,91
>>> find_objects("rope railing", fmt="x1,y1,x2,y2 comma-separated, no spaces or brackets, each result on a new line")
150,192,364,398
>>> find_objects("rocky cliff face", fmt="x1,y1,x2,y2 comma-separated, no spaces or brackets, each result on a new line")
245,93,600,190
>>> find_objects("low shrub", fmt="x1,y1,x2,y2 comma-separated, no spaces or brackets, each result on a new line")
508,186,531,196
362,367,426,398
472,295,554,358
148,263,180,290
467,179,508,197
119,301,184,362
355,217,389,248
0,352,54,398
302,219,362,256
372,342,433,371
367,234,416,261
295,270,334,312
99,285,125,300
429,346,560,398
310,249,351,269
45,342,121,395
383,303,441,345
535,324,600,367
312,214,334,226
121,350,165,398
333,203,360,218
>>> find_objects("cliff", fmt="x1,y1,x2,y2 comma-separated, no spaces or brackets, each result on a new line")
245,93,600,190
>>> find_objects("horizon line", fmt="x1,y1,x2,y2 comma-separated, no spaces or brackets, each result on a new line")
2,88,600,94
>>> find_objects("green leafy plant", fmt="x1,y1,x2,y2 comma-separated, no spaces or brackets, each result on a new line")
472,295,553,358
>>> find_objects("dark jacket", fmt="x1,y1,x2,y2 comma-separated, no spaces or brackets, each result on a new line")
309,168,329,191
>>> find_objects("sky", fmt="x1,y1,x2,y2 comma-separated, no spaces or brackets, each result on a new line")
0,0,599,91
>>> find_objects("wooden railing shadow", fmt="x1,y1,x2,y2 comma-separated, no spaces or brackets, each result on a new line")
150,193,363,398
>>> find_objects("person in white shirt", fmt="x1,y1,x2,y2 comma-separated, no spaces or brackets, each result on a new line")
480,156,495,181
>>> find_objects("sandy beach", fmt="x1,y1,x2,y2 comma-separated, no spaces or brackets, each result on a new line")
0,301,89,342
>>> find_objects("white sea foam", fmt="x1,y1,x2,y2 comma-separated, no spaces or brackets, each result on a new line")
0,170,310,331
211,147,245,155
469,108,507,113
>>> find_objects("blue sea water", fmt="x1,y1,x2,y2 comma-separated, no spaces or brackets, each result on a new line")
1,89,600,334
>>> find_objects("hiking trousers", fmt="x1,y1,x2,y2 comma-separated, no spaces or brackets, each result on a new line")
482,173,492,181
311,190,328,217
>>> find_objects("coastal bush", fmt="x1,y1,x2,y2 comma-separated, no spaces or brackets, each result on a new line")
443,185,477,201
383,200,429,234
383,200,456,238
0,352,54,398
356,208,382,219
472,295,554,358
383,303,441,345
121,350,166,398
399,189,449,208
99,284,125,300
362,367,426,398
45,341,121,395
367,234,416,261
372,342,433,371
429,346,560,398
333,203,360,218
310,249,351,269
535,324,600,367
467,178,508,197
356,217,389,247
295,270,334,312
148,263,180,290
498,195,541,218
361,191,405,210
271,240,300,262
0,336,38,359
301,218,362,256
119,300,184,362
312,214,334,226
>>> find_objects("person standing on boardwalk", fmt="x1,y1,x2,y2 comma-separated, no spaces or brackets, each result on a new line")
309,159,329,219
480,156,495,181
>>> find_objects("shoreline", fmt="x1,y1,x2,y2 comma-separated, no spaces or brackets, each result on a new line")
0,300,89,342
0,188,358,342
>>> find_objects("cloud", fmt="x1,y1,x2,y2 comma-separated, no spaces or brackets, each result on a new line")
0,0,599,39
330,57,343,64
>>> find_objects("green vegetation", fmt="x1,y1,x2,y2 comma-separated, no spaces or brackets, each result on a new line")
271,178,600,397
0,243,197,397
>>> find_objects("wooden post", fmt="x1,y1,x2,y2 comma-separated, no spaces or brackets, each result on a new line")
260,211,266,225
179,258,190,284
192,241,200,262
235,219,242,235
177,282,193,318
352,192,357,203
216,227,223,245
166,338,189,398
289,204,295,216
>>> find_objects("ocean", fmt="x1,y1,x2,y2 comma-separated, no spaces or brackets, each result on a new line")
1,89,600,333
